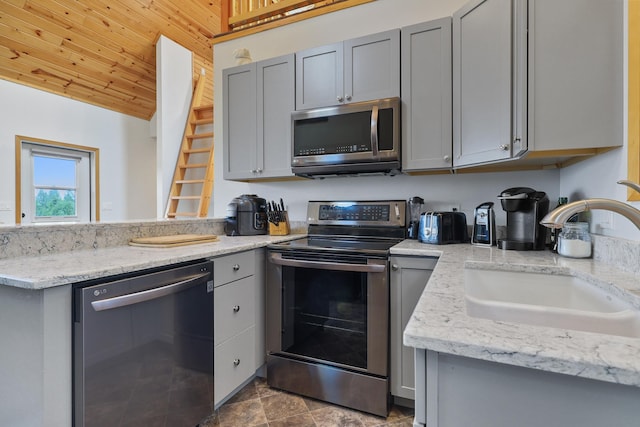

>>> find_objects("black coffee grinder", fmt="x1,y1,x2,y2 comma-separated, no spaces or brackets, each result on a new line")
497,187,549,250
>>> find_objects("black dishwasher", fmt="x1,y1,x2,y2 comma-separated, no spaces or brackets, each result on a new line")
72,260,214,427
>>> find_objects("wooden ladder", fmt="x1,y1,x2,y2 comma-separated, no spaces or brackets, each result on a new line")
165,74,214,218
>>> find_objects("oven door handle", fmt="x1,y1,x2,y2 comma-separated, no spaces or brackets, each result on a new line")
90,272,210,312
268,252,385,273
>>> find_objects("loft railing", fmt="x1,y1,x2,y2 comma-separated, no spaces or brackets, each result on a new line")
221,0,351,32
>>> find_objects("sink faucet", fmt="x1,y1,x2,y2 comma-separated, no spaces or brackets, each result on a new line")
540,180,640,230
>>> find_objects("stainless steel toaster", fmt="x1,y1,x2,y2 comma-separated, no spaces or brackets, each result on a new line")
418,211,469,245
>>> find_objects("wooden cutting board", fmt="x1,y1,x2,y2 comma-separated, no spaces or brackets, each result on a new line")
129,234,219,248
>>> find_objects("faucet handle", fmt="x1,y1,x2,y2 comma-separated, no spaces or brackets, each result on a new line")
617,180,640,194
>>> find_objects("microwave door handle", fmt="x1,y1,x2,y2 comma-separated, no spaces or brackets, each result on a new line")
371,105,379,159
269,252,385,273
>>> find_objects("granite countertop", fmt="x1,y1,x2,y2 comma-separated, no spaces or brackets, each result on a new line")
0,234,304,289
394,240,640,388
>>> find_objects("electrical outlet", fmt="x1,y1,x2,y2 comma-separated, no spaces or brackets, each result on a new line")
598,211,615,230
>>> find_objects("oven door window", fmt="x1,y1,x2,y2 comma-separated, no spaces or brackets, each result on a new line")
281,266,368,369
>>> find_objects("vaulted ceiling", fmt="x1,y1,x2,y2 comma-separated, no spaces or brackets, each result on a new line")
0,0,221,120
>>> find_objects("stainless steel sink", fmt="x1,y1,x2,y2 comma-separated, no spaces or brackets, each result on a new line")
464,268,640,338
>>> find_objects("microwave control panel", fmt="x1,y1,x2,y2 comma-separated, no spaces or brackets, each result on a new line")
296,144,370,156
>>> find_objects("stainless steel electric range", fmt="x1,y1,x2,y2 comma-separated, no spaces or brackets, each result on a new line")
265,200,406,417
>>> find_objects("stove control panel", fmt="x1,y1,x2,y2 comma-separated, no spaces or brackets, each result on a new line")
307,200,405,227
318,204,389,221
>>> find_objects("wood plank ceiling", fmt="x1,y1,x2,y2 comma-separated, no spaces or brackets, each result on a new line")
0,0,221,120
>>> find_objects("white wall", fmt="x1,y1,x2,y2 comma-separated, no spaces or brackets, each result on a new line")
211,0,560,228
0,79,156,224
156,36,193,218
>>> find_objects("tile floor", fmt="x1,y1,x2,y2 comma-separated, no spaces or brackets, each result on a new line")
199,377,414,427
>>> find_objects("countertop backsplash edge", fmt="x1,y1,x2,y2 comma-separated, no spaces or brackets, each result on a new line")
0,219,308,259
592,234,640,275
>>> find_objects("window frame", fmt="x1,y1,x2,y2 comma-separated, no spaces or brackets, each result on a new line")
15,135,100,224
630,0,640,201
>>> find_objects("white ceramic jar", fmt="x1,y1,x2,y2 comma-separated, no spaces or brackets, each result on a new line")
557,222,592,258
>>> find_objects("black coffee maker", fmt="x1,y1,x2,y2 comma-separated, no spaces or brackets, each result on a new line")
497,187,549,251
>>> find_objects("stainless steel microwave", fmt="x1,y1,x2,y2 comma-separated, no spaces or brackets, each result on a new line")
291,97,400,178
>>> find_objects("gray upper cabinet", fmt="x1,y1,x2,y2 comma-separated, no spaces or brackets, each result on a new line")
223,54,295,181
295,42,343,110
453,0,622,169
452,0,527,168
223,63,257,180
295,29,400,110
257,55,295,179
527,0,623,153
401,18,453,172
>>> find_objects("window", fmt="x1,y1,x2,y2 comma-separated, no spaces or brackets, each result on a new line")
15,136,100,224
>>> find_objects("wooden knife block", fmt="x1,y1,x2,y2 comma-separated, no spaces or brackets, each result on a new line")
268,211,290,236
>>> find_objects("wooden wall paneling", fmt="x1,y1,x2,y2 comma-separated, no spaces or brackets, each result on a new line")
11,2,155,80
24,2,150,62
0,10,155,91
193,54,214,106
127,0,216,57
0,68,151,119
0,58,155,117
32,1,155,55
0,26,156,103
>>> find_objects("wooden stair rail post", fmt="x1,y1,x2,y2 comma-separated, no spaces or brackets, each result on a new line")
222,0,231,33
165,72,215,218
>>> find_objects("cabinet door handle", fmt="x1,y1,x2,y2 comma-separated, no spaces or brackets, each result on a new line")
256,168,262,173
443,155,451,162
233,264,240,271
391,264,399,271
345,94,352,101
233,305,240,312
233,358,241,366
337,95,344,102
499,144,509,151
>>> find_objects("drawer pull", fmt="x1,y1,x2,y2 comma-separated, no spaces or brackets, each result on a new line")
233,358,241,366
233,305,240,312
232,264,240,271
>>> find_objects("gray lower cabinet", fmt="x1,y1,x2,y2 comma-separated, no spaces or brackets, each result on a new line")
452,0,623,168
389,256,437,401
213,249,265,407
223,54,294,181
401,18,453,172
295,29,400,110
414,349,640,427
0,284,72,427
